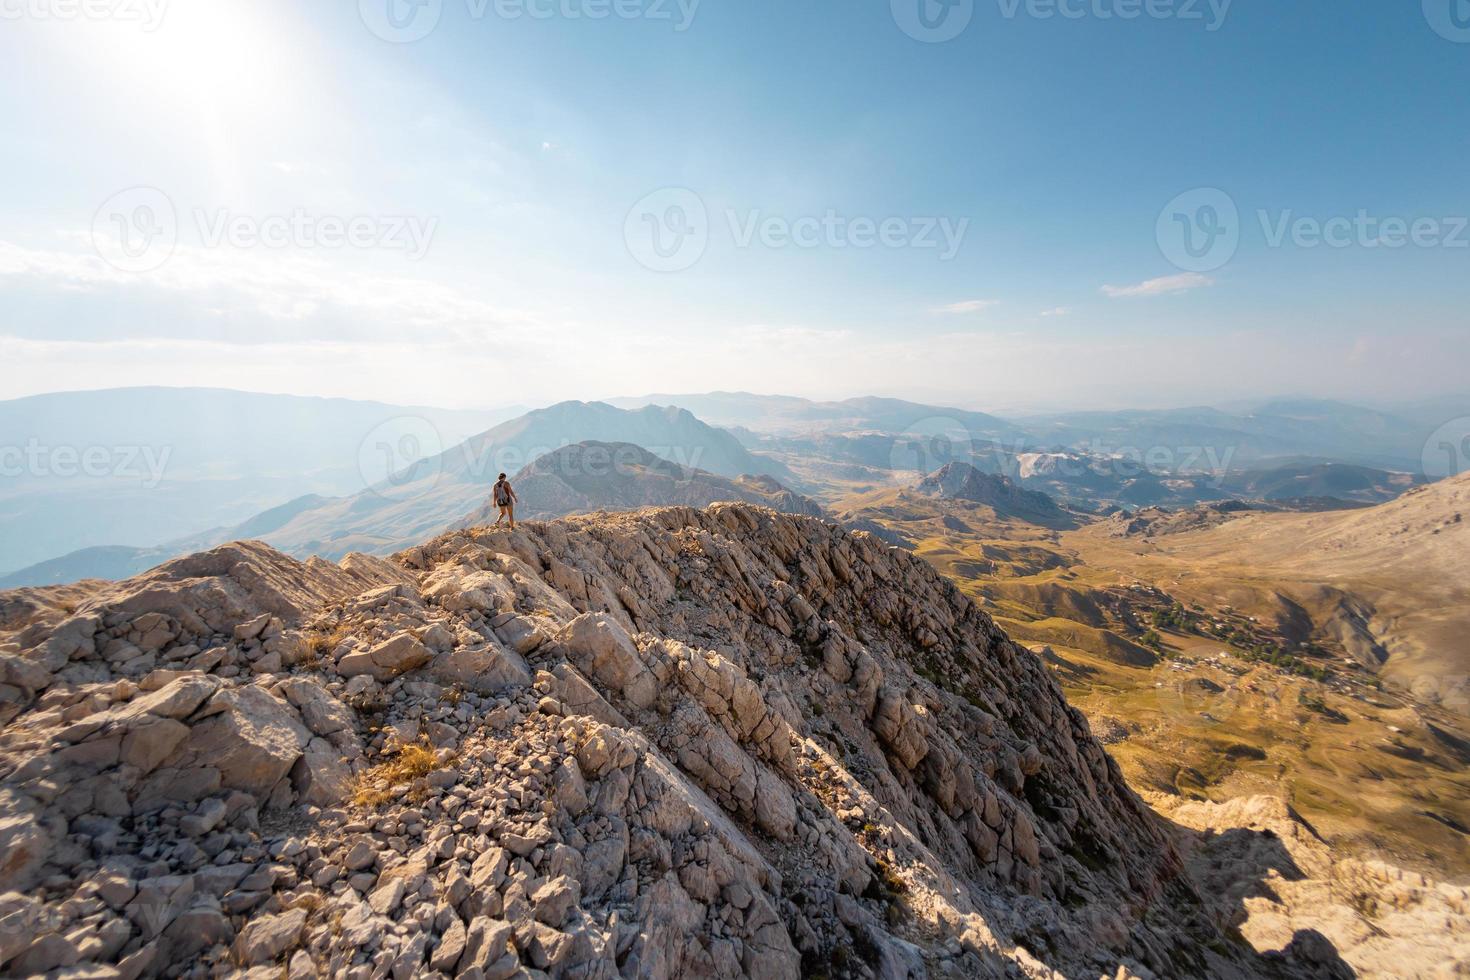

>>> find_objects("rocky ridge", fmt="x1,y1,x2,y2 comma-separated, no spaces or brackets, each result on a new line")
0,504,1463,978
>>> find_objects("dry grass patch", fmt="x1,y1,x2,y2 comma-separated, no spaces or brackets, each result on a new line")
305,627,348,662
352,739,449,808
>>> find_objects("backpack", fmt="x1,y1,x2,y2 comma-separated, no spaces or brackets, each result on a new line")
494,482,511,506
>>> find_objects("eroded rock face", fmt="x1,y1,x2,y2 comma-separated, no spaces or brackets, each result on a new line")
0,505,1460,979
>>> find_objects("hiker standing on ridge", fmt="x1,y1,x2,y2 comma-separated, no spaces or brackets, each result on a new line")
492,473,518,529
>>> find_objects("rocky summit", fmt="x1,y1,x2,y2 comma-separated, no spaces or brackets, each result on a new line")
915,463,1073,529
0,504,1463,979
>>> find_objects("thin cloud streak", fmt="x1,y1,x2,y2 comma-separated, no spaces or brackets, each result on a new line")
930,299,998,315
1101,273,1214,298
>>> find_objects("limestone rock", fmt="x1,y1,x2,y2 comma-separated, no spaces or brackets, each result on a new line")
233,905,308,963
0,795,49,892
338,632,431,682
180,685,311,798
557,613,658,710
427,643,531,694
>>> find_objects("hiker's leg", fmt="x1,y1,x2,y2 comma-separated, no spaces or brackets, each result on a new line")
508,504,515,529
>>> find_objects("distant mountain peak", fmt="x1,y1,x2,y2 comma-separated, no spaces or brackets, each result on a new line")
918,461,1062,511
454,440,823,527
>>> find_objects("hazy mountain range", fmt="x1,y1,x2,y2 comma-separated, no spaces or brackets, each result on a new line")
2,386,1462,589
607,391,1026,441
626,391,1445,472
0,387,519,574
1,401,787,586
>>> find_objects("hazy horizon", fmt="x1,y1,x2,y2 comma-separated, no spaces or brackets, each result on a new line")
3,381,1468,421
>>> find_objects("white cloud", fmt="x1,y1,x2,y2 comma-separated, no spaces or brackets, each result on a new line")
1039,307,1070,317
0,238,535,340
1101,273,1214,298
930,299,998,315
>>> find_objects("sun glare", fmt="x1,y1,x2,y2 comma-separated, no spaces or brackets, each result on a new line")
73,0,294,126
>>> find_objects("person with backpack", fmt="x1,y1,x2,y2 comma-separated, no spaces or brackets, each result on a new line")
492,473,518,529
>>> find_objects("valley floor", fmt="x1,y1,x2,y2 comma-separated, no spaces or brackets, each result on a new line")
833,491,1470,882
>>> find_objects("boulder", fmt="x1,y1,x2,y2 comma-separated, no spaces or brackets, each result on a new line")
557,613,658,710
0,794,49,892
427,643,531,694
277,677,356,741
234,906,308,965
337,633,431,682
0,892,46,966
530,875,580,927
180,686,311,799
0,652,52,694
290,738,354,805
429,915,466,972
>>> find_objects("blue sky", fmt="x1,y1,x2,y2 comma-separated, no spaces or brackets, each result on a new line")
0,0,1466,411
